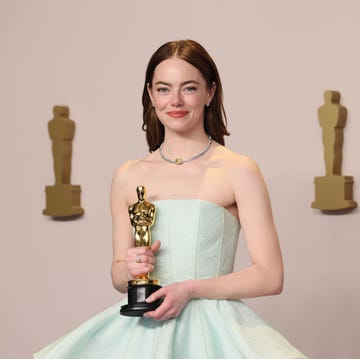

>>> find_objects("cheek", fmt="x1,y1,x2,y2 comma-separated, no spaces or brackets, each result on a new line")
190,91,207,103
154,108,166,123
153,95,168,109
187,96,206,109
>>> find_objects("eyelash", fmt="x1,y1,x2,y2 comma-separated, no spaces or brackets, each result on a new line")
155,86,197,95
184,86,197,93
156,87,169,94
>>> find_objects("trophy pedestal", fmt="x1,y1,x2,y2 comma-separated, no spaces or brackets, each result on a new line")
312,175,357,211
120,280,162,317
43,184,84,218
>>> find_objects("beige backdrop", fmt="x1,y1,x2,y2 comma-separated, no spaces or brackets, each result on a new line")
1,1,359,358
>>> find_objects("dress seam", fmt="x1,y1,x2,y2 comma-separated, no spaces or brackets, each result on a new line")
216,209,226,277
193,201,201,280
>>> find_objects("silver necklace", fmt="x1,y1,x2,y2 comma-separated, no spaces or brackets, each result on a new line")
159,135,212,165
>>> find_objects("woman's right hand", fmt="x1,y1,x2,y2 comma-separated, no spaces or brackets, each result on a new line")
126,240,161,279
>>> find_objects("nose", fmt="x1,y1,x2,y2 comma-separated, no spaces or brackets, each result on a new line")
171,90,184,107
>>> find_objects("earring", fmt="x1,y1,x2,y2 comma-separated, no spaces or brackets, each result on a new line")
206,102,211,107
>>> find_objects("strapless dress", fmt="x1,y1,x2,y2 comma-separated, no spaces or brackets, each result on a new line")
34,199,307,358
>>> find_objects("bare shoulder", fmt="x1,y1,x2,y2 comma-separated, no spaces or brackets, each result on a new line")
113,153,154,180
214,145,261,179
113,159,137,180
212,146,270,217
111,160,134,190
111,155,155,205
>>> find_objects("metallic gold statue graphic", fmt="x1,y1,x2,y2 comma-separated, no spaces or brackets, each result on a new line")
120,186,162,316
129,186,156,247
50,106,75,185
128,186,156,280
43,106,84,218
319,91,346,176
312,91,357,211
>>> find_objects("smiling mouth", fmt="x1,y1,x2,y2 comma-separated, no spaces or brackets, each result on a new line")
166,111,189,118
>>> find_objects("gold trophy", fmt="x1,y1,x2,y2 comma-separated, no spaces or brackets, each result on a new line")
311,91,357,211
43,106,84,218
120,186,162,316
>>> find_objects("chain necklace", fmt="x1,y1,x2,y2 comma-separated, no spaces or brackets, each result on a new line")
159,135,212,165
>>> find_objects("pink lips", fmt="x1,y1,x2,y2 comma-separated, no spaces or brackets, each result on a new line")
166,111,189,118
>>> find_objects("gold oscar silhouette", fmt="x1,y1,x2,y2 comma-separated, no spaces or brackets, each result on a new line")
43,106,84,218
312,91,357,211
120,186,162,316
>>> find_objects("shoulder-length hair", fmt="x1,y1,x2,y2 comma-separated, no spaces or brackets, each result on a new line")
142,39,229,152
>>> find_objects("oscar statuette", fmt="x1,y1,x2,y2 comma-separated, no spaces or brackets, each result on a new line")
120,186,162,316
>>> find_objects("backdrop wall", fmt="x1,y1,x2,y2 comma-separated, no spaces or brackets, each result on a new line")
1,1,359,358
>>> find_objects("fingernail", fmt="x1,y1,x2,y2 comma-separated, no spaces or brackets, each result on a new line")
145,296,151,303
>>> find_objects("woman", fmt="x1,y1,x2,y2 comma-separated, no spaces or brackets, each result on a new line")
35,40,307,358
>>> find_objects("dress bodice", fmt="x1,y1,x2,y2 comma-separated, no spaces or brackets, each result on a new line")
150,199,241,285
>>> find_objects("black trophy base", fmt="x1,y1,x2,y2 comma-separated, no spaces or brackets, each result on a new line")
120,281,162,317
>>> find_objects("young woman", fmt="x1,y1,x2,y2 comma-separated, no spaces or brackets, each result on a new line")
35,40,307,358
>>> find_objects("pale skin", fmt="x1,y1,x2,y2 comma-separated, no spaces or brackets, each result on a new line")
111,57,283,321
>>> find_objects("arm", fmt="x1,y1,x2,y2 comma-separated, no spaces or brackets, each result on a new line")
110,162,160,293
189,156,283,299
145,155,283,319
110,163,135,293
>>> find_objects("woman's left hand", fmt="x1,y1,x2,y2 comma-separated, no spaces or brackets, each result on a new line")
143,280,193,321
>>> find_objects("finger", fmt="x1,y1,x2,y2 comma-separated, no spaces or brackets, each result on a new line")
130,246,148,255
146,287,164,303
143,303,169,320
133,254,152,264
142,310,156,319
128,263,154,277
127,251,155,264
150,240,161,254
143,310,161,320
135,254,142,263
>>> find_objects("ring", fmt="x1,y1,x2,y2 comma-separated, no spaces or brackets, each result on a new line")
136,255,141,263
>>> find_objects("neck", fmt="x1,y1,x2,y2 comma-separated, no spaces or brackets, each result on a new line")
160,132,210,159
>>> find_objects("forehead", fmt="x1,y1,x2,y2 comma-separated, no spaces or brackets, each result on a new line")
152,57,205,84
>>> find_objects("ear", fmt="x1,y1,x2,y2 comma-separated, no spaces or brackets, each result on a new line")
207,82,216,105
147,83,155,106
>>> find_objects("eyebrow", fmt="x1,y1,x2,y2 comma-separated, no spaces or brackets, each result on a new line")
153,80,201,86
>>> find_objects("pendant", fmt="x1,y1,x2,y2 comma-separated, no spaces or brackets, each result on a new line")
175,158,183,165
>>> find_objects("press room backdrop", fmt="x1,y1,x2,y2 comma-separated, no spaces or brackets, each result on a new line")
1,1,359,358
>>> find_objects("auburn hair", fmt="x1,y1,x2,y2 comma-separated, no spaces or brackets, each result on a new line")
142,39,229,152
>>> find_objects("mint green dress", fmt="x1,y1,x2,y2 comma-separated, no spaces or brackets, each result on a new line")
34,200,307,358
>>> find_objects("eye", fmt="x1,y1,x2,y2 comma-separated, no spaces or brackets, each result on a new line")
156,87,170,94
183,86,197,94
